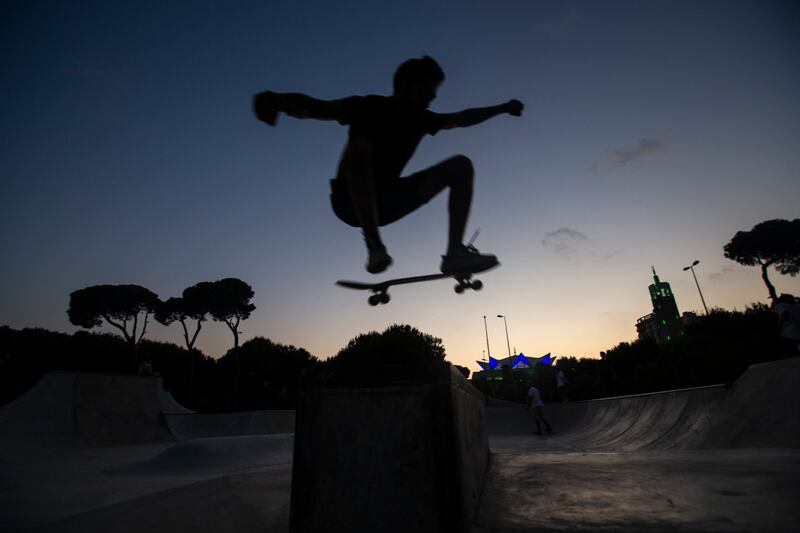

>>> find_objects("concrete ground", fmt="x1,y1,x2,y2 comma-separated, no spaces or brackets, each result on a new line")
475,445,800,532
3,432,798,532
1,358,799,532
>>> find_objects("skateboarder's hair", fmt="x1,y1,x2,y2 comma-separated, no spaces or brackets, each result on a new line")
394,56,445,93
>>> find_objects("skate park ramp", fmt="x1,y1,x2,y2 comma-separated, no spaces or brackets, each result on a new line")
164,409,295,439
2,359,799,532
476,357,800,533
0,372,297,532
0,371,296,449
486,356,800,451
0,372,174,448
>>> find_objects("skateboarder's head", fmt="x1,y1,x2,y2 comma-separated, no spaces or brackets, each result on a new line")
393,56,445,110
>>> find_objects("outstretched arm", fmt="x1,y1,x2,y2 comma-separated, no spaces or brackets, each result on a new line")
253,91,347,126
439,99,524,130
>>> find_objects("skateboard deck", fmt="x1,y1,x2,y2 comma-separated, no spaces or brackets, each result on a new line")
337,263,498,306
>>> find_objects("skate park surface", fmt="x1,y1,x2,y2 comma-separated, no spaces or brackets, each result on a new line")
1,358,798,532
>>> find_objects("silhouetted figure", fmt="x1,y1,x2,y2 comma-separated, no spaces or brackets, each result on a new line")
773,294,800,352
528,384,553,435
556,368,568,402
254,56,523,274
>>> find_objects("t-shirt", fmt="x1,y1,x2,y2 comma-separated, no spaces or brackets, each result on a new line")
528,386,544,408
336,95,445,183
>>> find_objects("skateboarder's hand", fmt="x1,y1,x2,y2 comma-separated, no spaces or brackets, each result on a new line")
505,99,524,117
253,91,280,126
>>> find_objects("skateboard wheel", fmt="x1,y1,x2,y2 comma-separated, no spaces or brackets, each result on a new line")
368,295,380,306
380,293,391,304
455,284,465,294
471,280,483,290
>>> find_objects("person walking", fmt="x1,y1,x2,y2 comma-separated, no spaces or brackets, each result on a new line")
528,384,553,435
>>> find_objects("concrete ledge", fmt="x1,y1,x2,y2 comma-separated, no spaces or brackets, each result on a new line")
290,362,488,533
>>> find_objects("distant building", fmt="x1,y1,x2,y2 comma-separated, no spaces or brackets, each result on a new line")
636,267,683,343
681,311,700,328
636,313,660,340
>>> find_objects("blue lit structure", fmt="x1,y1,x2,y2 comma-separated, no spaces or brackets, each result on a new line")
476,356,500,372
476,352,554,377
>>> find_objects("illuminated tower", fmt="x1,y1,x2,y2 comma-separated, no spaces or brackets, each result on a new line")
648,267,683,342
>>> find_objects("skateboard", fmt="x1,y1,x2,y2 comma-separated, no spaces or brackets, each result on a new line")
336,264,497,306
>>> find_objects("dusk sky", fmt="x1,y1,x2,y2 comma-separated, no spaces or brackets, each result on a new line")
2,1,798,371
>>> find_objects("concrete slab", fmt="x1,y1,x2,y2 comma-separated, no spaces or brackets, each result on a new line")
290,362,488,533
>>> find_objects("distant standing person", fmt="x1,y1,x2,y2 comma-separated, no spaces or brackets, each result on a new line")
253,56,523,274
773,294,800,352
556,368,568,402
528,384,553,435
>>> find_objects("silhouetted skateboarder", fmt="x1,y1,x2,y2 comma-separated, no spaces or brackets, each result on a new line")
254,56,523,274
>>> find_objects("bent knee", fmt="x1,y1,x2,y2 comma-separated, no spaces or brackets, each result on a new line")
448,155,474,177
448,155,474,190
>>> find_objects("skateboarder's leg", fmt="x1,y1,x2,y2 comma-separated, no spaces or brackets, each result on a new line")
413,155,474,254
408,155,498,273
340,138,392,274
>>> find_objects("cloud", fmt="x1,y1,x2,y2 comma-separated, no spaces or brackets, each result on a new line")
541,227,588,257
541,228,623,261
598,249,623,260
587,137,666,174
708,265,737,281
545,227,587,241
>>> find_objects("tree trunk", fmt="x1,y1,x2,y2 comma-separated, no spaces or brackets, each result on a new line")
187,350,196,407
226,319,241,409
761,261,778,301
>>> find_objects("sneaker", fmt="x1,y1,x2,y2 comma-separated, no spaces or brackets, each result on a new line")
366,246,392,274
440,243,498,274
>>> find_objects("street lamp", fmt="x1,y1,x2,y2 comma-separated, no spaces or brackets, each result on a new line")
497,315,512,358
483,316,495,393
683,260,709,315
483,316,492,360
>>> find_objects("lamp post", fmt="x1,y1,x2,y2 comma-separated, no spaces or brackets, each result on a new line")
683,260,709,315
483,316,495,394
483,316,491,361
497,315,512,359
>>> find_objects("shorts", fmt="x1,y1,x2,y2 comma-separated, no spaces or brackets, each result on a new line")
330,171,433,228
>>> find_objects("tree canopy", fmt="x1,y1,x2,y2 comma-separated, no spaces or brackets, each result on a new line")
207,278,256,350
67,284,160,347
317,324,448,388
331,324,446,367
155,282,216,351
724,218,800,300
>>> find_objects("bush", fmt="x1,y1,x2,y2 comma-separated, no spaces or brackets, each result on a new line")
319,324,447,387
